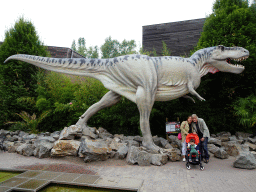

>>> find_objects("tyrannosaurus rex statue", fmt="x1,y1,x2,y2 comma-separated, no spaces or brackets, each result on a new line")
5,45,249,152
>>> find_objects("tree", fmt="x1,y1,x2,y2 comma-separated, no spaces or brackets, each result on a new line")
233,94,256,132
71,40,77,52
77,37,87,56
191,0,256,133
100,36,137,58
0,17,49,128
86,46,99,58
71,38,99,58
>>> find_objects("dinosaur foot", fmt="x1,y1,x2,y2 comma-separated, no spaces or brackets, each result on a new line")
75,120,89,130
142,142,165,154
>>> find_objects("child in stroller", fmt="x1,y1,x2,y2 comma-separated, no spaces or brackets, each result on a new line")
188,139,198,162
185,133,204,170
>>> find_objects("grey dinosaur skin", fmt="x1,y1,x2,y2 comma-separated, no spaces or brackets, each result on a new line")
5,45,249,152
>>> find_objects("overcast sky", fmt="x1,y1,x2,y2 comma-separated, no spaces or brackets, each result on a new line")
0,0,225,50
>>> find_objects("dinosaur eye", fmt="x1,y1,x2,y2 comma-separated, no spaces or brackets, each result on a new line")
218,45,225,51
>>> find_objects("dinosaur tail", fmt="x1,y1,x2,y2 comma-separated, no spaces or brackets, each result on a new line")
4,54,108,77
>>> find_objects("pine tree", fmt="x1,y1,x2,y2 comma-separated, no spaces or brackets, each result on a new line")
0,17,49,128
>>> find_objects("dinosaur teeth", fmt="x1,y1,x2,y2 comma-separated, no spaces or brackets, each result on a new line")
234,56,249,62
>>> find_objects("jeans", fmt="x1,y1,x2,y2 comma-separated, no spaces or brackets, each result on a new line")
198,137,209,160
182,140,187,156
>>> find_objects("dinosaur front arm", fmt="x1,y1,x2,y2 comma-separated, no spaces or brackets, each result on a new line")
187,81,205,101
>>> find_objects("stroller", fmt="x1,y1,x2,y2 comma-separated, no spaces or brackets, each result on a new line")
185,133,204,170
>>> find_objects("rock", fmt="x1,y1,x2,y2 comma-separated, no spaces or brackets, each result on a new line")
82,128,98,139
214,148,229,159
245,142,256,151
114,134,124,140
235,132,252,139
219,135,230,142
133,136,143,143
6,141,23,153
124,136,136,140
98,127,113,139
59,125,83,140
0,129,9,137
126,146,140,165
168,135,181,149
126,146,168,166
165,148,181,162
22,134,37,141
251,151,256,159
208,138,222,147
51,140,81,156
16,143,35,156
217,132,231,137
229,135,237,141
10,130,20,136
151,153,168,166
116,145,129,159
137,151,152,166
34,140,54,158
51,131,60,140
8,135,19,142
109,138,126,151
124,139,140,148
159,137,171,149
248,137,256,144
208,144,220,154
233,151,256,169
78,138,112,162
18,131,27,138
224,142,249,157
164,143,173,149
37,136,56,143
153,136,161,147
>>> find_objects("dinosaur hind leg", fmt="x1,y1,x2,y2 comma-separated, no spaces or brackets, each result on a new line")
76,91,121,129
136,86,162,153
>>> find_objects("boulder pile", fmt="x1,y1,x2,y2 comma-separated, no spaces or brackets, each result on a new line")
209,132,256,169
0,126,179,166
0,128,256,168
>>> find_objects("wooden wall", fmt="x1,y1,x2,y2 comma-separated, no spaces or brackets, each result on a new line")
142,18,205,57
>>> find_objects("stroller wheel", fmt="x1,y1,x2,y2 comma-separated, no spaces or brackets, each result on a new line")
186,165,191,170
200,166,205,171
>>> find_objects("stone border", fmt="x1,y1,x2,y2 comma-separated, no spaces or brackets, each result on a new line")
0,168,142,192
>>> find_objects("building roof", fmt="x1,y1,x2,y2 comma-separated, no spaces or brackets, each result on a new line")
0,42,85,59
142,18,205,56
46,46,85,58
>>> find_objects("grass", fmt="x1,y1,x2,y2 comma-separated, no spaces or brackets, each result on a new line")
39,184,134,192
0,171,20,182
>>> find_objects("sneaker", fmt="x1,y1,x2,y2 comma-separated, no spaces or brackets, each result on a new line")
183,158,186,162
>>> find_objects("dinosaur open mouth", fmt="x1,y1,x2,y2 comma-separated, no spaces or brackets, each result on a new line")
226,56,248,68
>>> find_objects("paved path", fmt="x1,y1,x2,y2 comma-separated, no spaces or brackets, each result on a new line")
0,152,255,192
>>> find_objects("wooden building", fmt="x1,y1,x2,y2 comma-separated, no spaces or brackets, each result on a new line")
47,46,85,58
0,42,85,59
142,18,205,57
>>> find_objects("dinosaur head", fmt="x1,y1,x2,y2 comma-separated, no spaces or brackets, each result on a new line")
206,45,249,74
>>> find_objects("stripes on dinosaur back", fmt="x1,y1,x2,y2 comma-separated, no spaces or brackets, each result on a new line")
9,53,198,69
11,54,153,68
